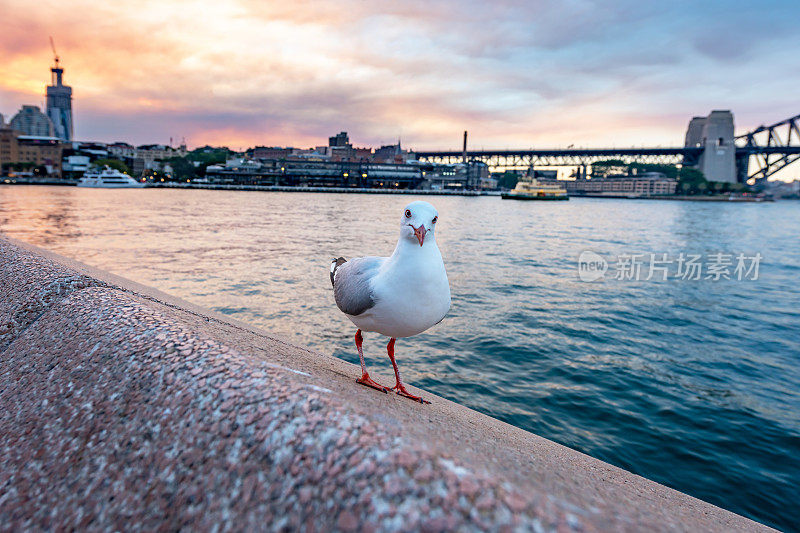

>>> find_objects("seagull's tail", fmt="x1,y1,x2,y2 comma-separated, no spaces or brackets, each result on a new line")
330,257,347,287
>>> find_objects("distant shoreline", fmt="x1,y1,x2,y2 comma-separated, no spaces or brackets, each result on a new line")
569,193,775,202
0,178,496,196
151,182,497,196
0,178,785,201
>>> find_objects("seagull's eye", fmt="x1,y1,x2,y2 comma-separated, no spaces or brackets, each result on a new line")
405,209,412,218
432,216,438,224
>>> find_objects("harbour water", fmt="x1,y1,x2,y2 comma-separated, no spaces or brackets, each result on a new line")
1,186,798,531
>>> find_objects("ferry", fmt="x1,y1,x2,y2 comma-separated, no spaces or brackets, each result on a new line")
501,178,568,201
77,166,145,188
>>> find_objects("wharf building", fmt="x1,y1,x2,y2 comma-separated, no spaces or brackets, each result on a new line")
206,158,424,188
205,156,490,190
212,131,490,190
251,146,295,159
540,172,677,197
0,123,63,177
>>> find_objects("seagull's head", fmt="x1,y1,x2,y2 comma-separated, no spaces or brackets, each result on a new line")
400,201,438,247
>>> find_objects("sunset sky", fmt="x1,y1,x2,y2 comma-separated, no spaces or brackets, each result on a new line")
1,0,799,154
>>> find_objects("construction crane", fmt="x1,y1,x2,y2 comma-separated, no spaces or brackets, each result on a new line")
49,36,60,68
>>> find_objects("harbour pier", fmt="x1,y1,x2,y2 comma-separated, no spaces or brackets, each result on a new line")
0,235,773,531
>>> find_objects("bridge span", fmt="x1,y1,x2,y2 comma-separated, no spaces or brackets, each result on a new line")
415,147,700,169
415,111,800,183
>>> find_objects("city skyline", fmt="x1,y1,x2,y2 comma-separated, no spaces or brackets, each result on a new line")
2,0,799,155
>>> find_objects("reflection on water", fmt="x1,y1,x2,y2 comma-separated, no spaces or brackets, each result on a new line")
1,185,799,531
0,187,82,245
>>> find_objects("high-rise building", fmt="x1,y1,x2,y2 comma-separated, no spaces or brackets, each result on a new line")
9,105,55,137
46,59,73,141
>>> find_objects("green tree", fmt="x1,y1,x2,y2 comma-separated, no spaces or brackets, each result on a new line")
497,171,520,189
94,158,132,176
629,163,678,180
187,147,233,166
7,162,37,171
677,167,707,195
165,156,196,181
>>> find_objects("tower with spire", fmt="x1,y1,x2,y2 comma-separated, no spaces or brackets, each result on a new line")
46,37,73,141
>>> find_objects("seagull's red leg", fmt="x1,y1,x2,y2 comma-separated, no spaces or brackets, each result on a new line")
354,329,388,393
387,338,430,404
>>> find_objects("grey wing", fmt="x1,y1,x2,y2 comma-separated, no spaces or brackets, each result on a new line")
333,256,384,316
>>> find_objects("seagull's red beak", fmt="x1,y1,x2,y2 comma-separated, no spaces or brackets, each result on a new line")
413,224,427,246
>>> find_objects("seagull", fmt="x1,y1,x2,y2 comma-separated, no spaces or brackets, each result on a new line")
330,201,451,403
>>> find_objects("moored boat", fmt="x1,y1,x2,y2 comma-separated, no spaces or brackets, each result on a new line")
77,166,145,188
501,178,568,200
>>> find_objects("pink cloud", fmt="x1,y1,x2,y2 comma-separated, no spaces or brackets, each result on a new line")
1,0,797,151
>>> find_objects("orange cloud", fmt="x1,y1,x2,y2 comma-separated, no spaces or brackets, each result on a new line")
1,0,798,161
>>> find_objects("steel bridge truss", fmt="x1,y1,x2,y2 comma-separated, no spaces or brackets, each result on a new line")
417,113,800,181
416,148,698,171
736,114,800,182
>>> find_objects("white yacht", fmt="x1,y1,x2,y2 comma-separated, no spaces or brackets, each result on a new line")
77,166,145,188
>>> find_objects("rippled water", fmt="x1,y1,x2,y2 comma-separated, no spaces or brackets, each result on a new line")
1,185,798,530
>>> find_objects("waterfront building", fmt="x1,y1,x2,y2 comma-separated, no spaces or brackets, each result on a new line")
0,126,17,173
373,143,402,163
68,141,109,159
0,125,63,177
252,146,295,159
205,157,431,188
466,161,491,189
415,161,492,190
329,145,352,160
17,136,64,176
136,144,188,160
107,142,186,161
107,142,136,159
106,142,187,176
544,173,677,197
480,174,499,189
62,154,91,176
9,105,55,137
351,147,374,161
420,164,463,190
46,60,73,141
328,131,350,148
205,158,273,184
323,132,380,162
373,141,416,165
59,141,111,178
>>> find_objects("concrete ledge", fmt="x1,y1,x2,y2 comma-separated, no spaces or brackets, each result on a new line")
0,236,771,531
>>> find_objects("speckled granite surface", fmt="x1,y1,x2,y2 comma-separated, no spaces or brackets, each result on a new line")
0,236,773,532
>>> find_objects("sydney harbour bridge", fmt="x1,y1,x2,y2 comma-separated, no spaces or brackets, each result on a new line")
415,112,800,184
